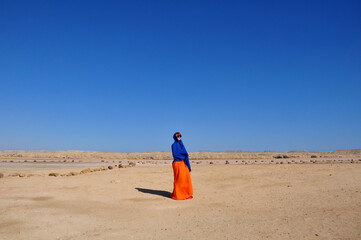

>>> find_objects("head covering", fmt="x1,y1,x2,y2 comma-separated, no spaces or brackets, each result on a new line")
171,132,191,172
173,132,182,141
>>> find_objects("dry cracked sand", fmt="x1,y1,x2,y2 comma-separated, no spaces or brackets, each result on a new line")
1,161,361,239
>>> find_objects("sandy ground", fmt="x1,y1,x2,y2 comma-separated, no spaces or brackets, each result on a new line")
1,163,361,240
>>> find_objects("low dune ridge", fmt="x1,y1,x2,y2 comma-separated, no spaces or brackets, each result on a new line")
0,149,360,161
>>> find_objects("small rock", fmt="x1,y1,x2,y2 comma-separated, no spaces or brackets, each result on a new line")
209,162,214,164
80,168,92,174
68,171,79,176
108,166,113,170
19,173,26,177
287,184,292,187
49,173,59,177
118,164,124,168
225,160,230,165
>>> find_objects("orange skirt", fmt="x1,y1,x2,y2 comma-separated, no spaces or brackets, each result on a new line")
171,160,193,200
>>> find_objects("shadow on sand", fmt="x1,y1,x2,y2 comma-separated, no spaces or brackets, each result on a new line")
135,188,172,198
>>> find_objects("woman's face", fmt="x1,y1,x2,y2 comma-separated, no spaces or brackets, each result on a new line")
177,135,181,141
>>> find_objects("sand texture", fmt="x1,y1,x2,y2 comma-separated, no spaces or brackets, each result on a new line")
1,162,361,239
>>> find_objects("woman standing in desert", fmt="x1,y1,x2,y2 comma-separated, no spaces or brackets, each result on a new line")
171,132,193,200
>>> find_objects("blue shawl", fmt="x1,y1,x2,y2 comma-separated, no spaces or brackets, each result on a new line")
171,133,191,172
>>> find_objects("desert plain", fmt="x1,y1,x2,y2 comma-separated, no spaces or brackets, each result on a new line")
1,150,361,239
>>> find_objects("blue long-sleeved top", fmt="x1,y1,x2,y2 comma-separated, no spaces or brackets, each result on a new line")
171,133,191,172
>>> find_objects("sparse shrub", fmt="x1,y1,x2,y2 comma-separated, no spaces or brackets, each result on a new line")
283,155,289,158
225,160,230,165
274,155,283,159
311,155,317,158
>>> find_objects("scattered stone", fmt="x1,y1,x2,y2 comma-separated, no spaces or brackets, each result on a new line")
19,173,26,177
118,164,124,168
129,162,136,167
68,171,79,176
49,173,59,177
209,162,214,164
108,166,113,170
225,160,230,165
80,168,92,174
100,166,106,171
60,174,67,177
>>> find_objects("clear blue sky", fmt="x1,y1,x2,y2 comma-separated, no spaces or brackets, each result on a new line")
1,0,360,152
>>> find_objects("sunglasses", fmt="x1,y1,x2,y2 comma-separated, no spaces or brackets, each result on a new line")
176,135,182,138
